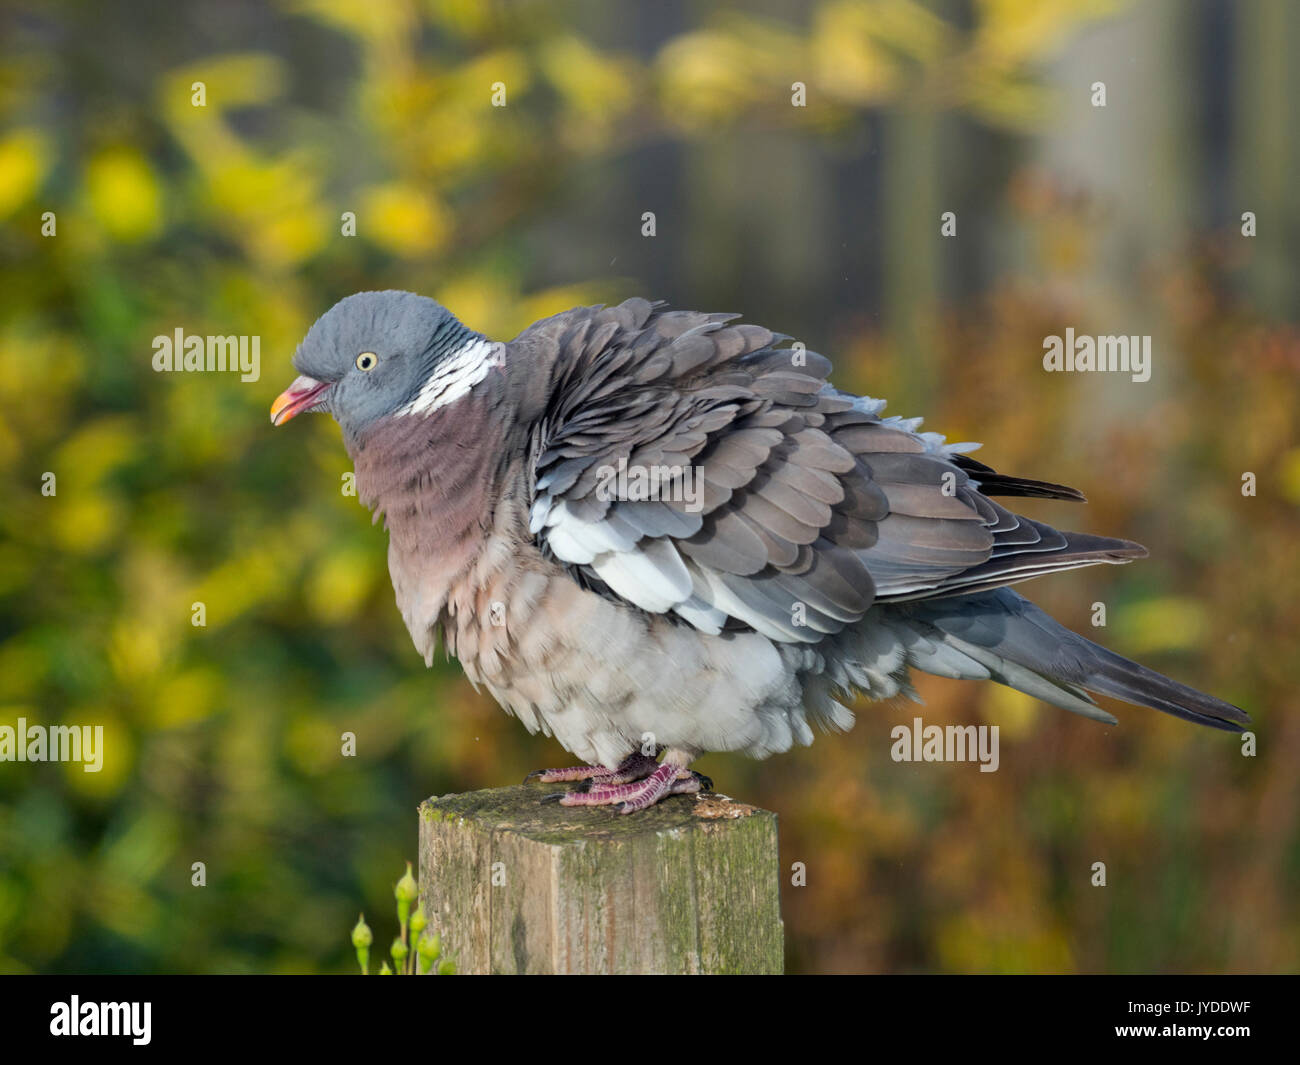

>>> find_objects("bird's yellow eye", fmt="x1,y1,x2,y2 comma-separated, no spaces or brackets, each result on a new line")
356,352,377,371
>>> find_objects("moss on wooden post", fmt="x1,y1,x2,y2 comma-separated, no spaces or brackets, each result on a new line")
418,784,784,974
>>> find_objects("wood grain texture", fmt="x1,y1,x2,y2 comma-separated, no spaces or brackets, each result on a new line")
418,785,783,974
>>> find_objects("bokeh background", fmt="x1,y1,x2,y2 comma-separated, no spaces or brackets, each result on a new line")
1,0,1297,974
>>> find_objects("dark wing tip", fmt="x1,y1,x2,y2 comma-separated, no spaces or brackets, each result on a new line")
951,459,1089,503
1107,538,1149,560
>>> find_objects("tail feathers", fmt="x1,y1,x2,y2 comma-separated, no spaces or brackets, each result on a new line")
894,617,1109,722
955,637,1119,724
901,588,1249,733
1079,645,1250,732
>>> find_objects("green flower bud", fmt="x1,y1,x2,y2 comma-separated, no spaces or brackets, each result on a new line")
437,957,455,975
391,935,409,969
395,862,418,927
351,914,372,974
379,961,392,975
410,907,427,937
416,929,441,974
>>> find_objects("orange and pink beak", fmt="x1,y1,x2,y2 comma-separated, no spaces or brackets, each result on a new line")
270,375,331,426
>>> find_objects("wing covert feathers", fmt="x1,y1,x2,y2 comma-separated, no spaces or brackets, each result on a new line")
519,298,1146,640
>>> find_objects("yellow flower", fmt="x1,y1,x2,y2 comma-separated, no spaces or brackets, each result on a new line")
85,148,162,242
360,182,449,257
0,128,50,218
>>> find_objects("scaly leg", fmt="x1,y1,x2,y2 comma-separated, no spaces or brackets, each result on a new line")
542,749,712,814
523,750,660,786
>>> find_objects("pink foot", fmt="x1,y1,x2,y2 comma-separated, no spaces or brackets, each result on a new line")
557,763,712,814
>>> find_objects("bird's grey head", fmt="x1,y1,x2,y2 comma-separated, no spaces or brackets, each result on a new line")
270,290,491,444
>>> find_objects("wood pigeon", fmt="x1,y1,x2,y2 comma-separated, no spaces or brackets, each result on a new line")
271,291,1248,812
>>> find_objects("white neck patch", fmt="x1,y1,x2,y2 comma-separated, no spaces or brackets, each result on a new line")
397,338,502,417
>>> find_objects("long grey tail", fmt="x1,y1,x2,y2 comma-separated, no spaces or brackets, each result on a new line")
895,588,1249,733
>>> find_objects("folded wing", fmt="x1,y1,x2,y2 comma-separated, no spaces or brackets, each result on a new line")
519,299,1145,644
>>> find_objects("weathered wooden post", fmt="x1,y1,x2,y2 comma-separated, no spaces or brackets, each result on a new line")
418,784,783,974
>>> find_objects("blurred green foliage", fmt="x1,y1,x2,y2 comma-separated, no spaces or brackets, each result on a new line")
0,0,1297,973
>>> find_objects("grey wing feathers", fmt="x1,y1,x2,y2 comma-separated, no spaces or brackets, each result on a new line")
519,298,1147,643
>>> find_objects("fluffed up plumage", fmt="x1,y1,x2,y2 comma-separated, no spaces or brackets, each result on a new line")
272,292,1248,809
